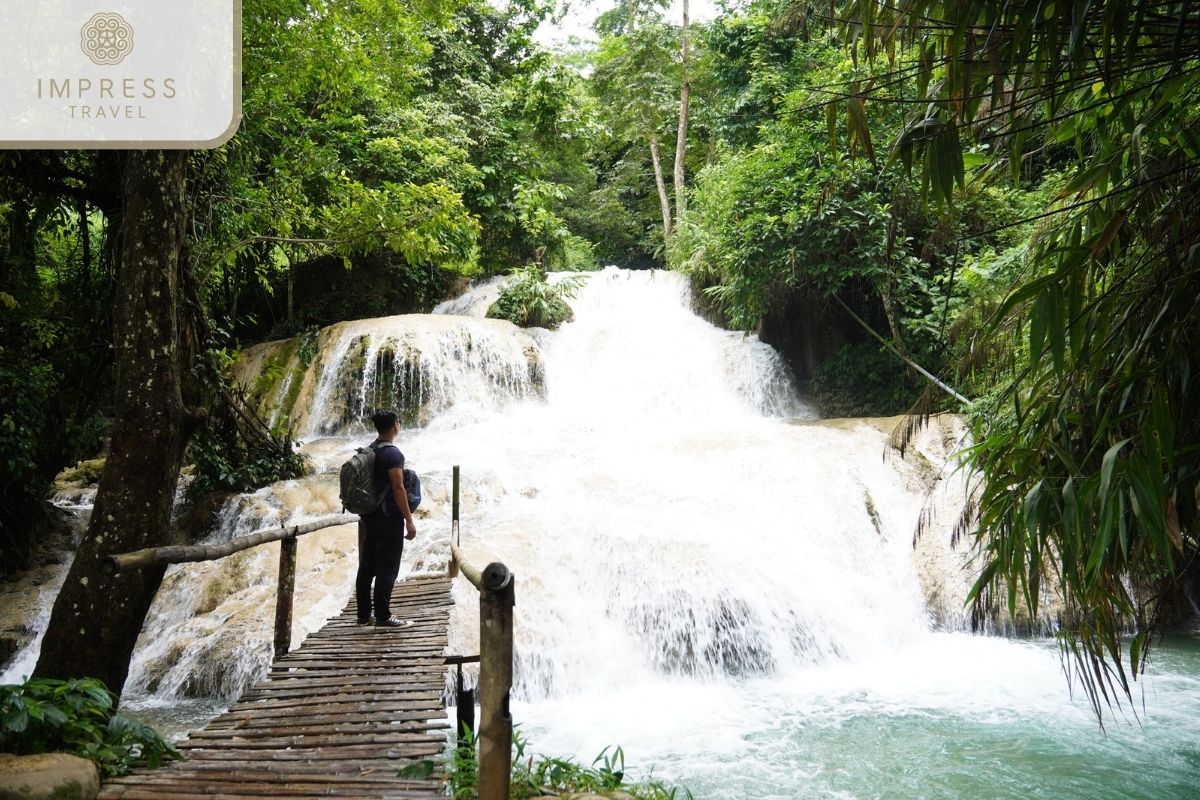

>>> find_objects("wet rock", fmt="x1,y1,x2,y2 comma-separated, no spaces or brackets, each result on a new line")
0,637,17,671
0,753,99,800
0,563,72,674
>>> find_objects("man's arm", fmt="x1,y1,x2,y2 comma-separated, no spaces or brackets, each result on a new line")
388,466,417,539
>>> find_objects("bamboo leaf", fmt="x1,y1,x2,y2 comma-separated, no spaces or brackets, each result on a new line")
991,273,1059,330
1030,289,1049,370
1023,479,1045,531
1090,211,1127,259
1048,284,1066,374
1055,161,1112,200
1166,499,1182,554
847,97,876,164
1099,438,1130,505
1084,508,1117,580
1129,460,1169,563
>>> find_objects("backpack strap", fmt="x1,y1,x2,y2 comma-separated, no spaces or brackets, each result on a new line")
370,441,402,514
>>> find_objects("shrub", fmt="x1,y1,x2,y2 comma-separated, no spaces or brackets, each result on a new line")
486,264,587,330
443,727,692,800
807,342,923,418
0,677,181,777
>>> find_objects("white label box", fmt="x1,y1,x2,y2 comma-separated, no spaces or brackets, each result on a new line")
0,1,241,148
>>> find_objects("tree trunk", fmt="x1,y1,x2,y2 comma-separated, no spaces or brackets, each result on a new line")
34,150,193,700
673,0,690,228
78,197,91,294
649,134,672,242
878,281,913,369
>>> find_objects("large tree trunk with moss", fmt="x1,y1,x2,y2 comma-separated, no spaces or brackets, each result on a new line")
34,151,193,699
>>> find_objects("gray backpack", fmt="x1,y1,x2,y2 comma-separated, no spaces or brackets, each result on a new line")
339,442,387,515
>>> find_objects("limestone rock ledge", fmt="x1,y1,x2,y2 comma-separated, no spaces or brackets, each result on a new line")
234,314,544,436
0,753,99,800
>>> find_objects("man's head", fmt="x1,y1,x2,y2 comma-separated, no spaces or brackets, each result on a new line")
371,408,400,437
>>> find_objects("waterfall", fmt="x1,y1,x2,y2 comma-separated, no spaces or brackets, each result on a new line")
9,266,1196,799
5,267,964,703
424,268,952,698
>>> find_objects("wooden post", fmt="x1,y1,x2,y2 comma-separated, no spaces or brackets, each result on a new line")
477,562,514,800
273,529,298,659
456,662,475,749
452,465,460,524
449,465,461,579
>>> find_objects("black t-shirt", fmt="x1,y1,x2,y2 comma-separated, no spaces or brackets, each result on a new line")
370,440,405,517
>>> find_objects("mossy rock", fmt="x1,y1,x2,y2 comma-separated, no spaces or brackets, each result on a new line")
52,459,105,490
279,365,307,423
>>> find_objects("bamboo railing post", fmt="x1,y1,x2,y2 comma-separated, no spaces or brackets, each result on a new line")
273,527,298,659
456,662,475,749
452,465,460,523
449,465,461,579
477,562,514,800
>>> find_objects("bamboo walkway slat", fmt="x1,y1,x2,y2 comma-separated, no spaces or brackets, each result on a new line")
99,575,454,800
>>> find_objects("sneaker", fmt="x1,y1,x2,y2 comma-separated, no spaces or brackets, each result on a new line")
355,617,372,625
375,616,410,628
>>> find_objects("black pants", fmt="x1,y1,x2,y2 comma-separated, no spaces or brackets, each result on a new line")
356,514,405,621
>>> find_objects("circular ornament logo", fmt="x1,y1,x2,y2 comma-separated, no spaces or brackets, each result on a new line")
80,12,134,66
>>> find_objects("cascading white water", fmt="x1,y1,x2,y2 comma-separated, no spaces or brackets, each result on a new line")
8,266,1197,797
424,268,943,699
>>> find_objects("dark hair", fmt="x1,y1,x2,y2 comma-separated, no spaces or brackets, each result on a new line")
371,408,399,434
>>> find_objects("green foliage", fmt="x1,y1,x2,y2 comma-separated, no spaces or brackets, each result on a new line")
586,0,722,257
187,424,310,499
187,345,310,501
553,234,599,272
193,0,488,340
487,264,587,329
296,325,321,368
0,169,114,573
834,0,1200,719
674,30,946,337
0,678,181,777
446,726,477,799
808,342,918,418
511,730,692,800
446,727,692,800
592,19,679,145
396,757,437,780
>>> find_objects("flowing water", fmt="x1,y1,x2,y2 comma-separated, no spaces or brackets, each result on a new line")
7,267,1199,798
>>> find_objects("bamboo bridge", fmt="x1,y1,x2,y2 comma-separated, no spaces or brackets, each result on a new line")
97,467,514,800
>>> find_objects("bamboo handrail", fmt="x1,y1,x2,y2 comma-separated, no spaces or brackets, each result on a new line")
102,511,360,660
450,539,510,592
102,513,358,574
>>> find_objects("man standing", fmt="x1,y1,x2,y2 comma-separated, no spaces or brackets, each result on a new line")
356,408,417,627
